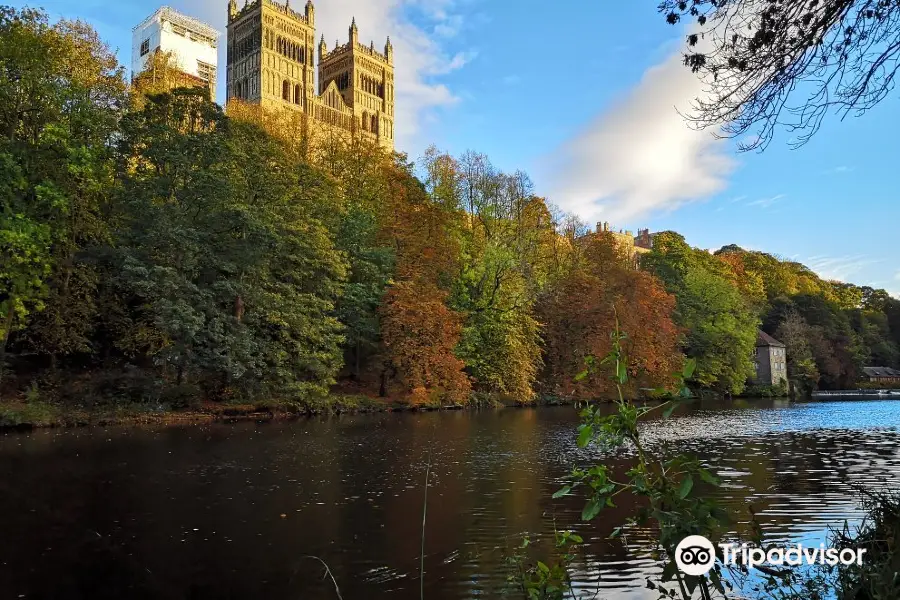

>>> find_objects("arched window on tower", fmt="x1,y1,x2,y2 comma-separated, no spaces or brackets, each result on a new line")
294,84,301,104
282,80,290,101
361,112,368,131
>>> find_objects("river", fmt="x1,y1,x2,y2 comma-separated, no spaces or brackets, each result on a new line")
1,398,899,599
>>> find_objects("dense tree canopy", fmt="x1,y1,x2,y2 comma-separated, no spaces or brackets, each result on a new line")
2,7,898,410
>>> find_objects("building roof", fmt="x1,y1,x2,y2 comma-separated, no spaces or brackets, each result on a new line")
756,330,785,348
133,6,220,40
862,366,900,378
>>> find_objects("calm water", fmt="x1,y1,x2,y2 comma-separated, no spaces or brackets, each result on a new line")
2,398,900,599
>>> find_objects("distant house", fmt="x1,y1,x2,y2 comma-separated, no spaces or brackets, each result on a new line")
862,366,900,384
754,331,788,386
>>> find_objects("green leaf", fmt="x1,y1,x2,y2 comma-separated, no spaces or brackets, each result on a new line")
678,475,694,499
683,357,696,379
582,498,602,521
552,485,572,499
536,561,550,575
662,401,678,419
699,468,720,486
576,424,594,448
616,361,628,384
574,369,588,382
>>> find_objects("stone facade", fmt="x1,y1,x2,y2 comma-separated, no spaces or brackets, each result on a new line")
225,0,395,150
597,222,652,265
754,331,788,386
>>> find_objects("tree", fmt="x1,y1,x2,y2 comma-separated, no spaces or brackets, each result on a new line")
378,281,470,405
111,89,347,402
643,232,759,394
538,233,682,400
0,8,125,387
662,0,900,149
775,309,820,397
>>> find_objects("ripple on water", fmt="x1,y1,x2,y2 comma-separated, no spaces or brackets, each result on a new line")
1,399,899,599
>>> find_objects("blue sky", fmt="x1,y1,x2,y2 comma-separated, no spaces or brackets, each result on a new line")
20,0,899,297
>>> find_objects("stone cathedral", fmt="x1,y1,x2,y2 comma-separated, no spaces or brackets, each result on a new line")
226,0,396,150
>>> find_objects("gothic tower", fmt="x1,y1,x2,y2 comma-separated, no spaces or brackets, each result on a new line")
226,0,316,111
226,0,395,150
318,18,395,147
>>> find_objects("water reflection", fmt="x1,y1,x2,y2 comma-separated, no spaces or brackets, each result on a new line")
0,398,898,599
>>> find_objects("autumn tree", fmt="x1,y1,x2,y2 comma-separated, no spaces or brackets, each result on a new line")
538,233,682,400
374,156,469,402
379,281,470,405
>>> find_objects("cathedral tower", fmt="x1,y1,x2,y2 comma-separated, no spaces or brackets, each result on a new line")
226,1,395,150
318,18,395,147
226,0,316,111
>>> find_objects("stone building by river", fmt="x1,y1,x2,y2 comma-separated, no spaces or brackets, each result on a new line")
754,330,788,387
226,0,396,150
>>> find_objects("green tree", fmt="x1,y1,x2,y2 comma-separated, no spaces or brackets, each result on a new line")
111,89,346,403
644,232,759,394
0,7,125,386
775,309,820,397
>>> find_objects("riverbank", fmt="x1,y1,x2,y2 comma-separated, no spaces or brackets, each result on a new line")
0,391,820,431
0,394,502,431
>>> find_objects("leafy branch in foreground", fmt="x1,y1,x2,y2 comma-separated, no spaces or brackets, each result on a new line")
551,316,733,599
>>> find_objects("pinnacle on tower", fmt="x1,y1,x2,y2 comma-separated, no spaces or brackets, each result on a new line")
318,35,327,59
305,0,315,25
385,36,393,62
349,17,358,43
228,0,238,20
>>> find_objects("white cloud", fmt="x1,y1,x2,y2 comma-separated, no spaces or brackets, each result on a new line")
894,271,900,281
192,0,472,151
539,44,736,223
822,165,855,175
803,255,881,282
426,50,477,76
747,193,785,209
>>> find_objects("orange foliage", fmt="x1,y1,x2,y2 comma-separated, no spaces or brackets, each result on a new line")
377,161,460,283
537,233,682,400
374,161,469,404
379,281,471,405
